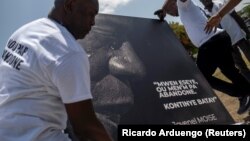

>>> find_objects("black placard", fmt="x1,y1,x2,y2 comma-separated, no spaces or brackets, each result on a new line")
78,14,235,141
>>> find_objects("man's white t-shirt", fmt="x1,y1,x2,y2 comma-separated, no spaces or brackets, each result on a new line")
177,0,223,47
204,1,245,45
0,18,92,141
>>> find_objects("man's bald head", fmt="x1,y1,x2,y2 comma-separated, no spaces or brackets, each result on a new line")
54,0,65,7
49,0,99,39
54,0,98,7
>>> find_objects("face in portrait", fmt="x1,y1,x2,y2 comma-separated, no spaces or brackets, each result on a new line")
79,26,146,139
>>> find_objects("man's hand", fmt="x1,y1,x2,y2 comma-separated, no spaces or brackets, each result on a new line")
154,9,166,22
204,14,222,34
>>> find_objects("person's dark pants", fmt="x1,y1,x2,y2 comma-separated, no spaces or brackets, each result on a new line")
197,32,250,97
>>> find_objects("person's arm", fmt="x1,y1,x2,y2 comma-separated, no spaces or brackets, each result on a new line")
230,10,250,39
65,100,112,141
154,0,169,21
154,0,188,21
52,52,112,141
204,0,242,34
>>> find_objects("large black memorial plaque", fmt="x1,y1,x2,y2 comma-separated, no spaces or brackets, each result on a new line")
78,14,234,140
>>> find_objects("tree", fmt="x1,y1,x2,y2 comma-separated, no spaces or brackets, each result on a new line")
168,22,198,58
238,4,250,18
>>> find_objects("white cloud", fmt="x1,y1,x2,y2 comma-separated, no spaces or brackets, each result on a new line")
99,0,132,14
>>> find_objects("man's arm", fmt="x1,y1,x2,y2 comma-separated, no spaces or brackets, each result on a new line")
154,0,169,21
51,50,112,141
205,0,242,34
230,10,250,39
154,0,188,21
65,100,112,141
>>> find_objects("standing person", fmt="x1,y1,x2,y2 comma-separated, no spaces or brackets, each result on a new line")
200,0,250,81
154,0,250,114
205,0,243,33
230,10,250,40
0,0,112,141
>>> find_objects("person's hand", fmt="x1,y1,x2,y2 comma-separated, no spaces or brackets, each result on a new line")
154,9,166,22
204,14,222,34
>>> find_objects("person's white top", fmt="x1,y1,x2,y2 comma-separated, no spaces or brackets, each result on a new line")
0,18,92,141
204,0,245,45
177,0,223,47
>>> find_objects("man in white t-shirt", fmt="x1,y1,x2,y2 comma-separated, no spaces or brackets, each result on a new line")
200,0,250,82
0,0,112,141
154,0,250,115
205,0,242,33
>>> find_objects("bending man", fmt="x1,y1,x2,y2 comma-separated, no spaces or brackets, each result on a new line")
0,0,112,141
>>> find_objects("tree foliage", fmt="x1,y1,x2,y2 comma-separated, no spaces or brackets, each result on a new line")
238,4,250,18
168,22,198,56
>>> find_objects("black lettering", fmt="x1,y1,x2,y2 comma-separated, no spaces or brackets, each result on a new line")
5,53,16,64
7,40,16,49
2,49,24,71
17,44,24,55
7,39,29,56
3,51,12,61
18,46,28,56
11,43,18,52
22,47,28,56
12,57,20,68
7,39,14,48
15,60,23,70
2,50,7,59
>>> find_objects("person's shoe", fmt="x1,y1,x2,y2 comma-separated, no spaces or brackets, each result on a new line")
237,96,250,115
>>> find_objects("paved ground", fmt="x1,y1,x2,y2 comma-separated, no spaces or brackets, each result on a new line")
215,90,250,124
213,67,250,124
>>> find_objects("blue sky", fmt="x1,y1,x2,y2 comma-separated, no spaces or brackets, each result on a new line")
0,0,248,55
